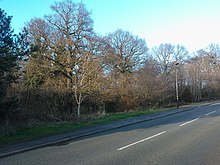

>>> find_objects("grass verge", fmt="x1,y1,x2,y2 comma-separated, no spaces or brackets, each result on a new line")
0,108,173,146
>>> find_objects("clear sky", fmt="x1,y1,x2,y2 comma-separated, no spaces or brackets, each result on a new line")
1,0,220,52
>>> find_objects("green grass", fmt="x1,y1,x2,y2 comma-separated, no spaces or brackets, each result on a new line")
0,108,172,146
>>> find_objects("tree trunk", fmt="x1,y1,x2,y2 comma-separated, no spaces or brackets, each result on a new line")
76,92,82,118
77,102,81,118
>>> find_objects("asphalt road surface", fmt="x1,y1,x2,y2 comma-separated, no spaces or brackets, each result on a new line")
1,103,220,165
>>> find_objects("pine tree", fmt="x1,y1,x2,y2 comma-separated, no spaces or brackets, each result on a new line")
0,8,17,116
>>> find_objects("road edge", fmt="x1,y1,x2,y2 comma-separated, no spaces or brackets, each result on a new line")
0,102,214,158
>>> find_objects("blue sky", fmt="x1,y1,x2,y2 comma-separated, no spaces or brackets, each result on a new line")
1,0,220,52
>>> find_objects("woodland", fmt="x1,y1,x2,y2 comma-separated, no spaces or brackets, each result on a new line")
0,0,220,133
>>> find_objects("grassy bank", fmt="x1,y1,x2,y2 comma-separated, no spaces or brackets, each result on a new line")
0,107,173,145
0,100,217,146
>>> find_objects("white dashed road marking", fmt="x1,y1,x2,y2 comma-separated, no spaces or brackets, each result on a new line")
117,109,219,151
179,118,199,127
117,131,166,151
205,111,216,116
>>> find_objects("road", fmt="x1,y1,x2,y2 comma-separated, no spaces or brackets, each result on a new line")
1,103,220,165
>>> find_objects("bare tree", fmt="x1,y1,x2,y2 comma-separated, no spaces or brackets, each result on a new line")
152,43,188,102
136,57,162,107
153,43,188,77
44,0,93,87
26,0,100,117
73,36,103,117
183,45,220,101
102,29,148,111
103,29,148,75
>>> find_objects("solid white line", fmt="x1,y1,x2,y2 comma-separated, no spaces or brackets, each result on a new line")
117,131,166,151
179,118,199,127
205,110,216,116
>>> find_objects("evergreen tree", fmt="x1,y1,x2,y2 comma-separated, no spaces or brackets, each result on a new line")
0,8,16,74
0,8,17,115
